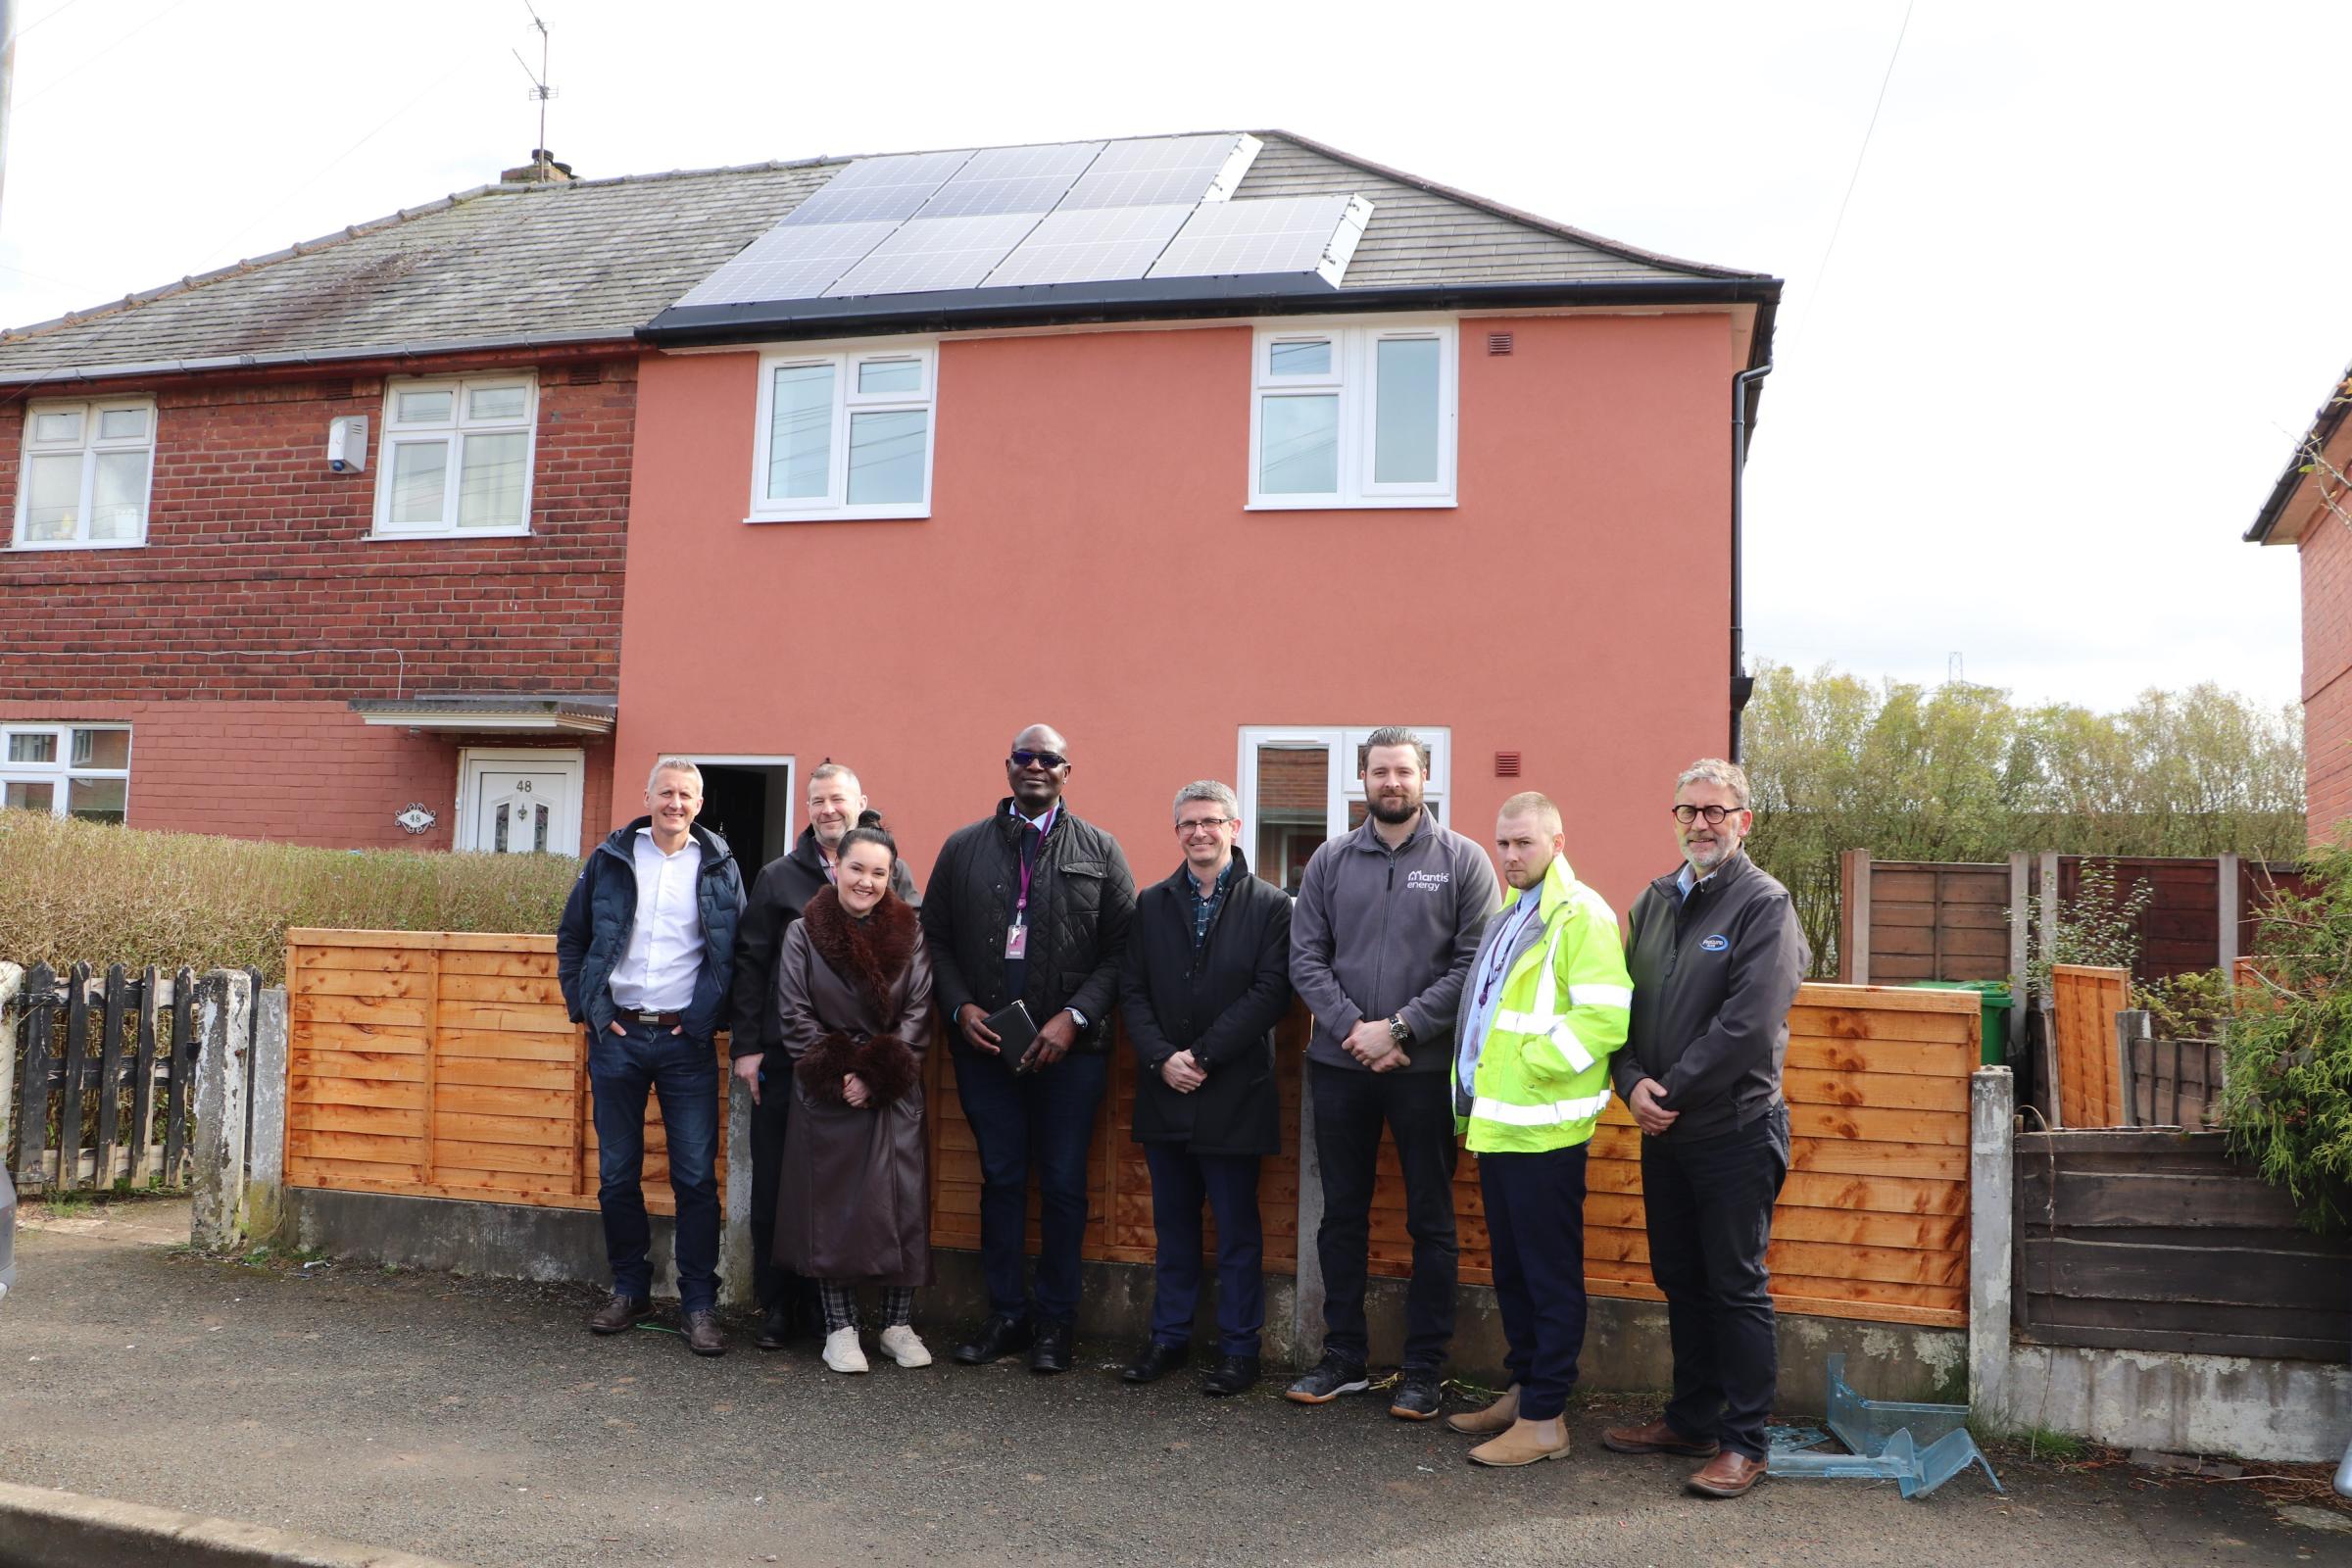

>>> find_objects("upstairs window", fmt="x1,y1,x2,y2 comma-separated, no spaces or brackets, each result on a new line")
750,343,935,522
1249,322,1455,510
373,374,538,536
1,724,130,823
15,399,156,548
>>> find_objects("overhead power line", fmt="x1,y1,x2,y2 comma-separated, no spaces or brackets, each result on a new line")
1789,0,1918,355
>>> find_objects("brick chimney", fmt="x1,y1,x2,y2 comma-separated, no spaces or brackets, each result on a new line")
500,150,575,184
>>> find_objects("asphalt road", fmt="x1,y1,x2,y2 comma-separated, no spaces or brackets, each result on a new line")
2,1200,2346,1568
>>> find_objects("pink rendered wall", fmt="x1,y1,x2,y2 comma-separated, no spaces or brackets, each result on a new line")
616,313,1737,915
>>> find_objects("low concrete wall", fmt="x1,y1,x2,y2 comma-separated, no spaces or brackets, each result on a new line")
2001,1345,2352,1464
283,1187,693,1303
0,1480,464,1568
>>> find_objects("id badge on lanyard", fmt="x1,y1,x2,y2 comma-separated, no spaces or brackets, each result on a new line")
1007,805,1056,959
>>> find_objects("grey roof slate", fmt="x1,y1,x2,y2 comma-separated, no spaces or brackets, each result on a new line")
0,132,1771,384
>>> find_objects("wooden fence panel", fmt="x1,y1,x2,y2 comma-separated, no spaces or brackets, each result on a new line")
2051,964,2131,1127
284,930,724,1214
10,962,202,1192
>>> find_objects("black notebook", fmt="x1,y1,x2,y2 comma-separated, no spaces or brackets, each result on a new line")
983,1000,1040,1070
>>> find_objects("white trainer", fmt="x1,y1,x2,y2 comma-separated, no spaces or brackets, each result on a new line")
879,1324,933,1368
822,1326,869,1374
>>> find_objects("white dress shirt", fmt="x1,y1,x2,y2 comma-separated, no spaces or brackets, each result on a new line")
608,828,705,1013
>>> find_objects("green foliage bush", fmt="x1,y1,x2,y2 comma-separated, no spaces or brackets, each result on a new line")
0,811,578,984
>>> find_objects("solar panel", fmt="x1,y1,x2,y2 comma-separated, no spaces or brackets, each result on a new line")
1149,194,1372,284
916,140,1105,220
779,149,974,226
1058,132,1262,211
825,213,1046,297
675,219,902,307
980,203,1194,288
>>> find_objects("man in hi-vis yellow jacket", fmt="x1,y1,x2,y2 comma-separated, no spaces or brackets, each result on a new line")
1444,791,1633,1466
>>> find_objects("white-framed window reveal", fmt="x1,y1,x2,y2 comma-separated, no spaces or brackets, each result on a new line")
1235,725,1451,892
372,374,539,536
1248,320,1456,510
14,399,157,548
1,723,130,822
749,341,936,522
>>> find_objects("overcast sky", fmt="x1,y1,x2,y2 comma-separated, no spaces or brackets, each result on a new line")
0,1,2334,714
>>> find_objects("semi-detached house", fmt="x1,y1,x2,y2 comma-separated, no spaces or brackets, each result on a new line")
1,131,1779,913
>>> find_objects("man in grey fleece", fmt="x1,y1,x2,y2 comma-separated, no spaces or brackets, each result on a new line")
1284,727,1499,1421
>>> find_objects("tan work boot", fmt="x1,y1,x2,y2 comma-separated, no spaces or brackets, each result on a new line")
1445,1383,1521,1436
1469,1416,1571,1467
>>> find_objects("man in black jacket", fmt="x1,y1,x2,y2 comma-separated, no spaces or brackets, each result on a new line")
727,762,920,1349
1116,780,1293,1397
1602,759,1808,1497
921,723,1136,1374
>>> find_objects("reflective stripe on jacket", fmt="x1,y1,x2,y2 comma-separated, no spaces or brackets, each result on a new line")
1451,855,1632,1154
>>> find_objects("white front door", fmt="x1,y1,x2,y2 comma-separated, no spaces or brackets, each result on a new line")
457,749,584,854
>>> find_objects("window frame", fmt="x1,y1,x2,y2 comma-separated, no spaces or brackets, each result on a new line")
1247,319,1457,511
0,722,132,822
1235,724,1452,853
747,339,938,523
12,397,158,551
368,373,540,539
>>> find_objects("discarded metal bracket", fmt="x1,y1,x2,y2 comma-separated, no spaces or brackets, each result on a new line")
1766,1353,2004,1499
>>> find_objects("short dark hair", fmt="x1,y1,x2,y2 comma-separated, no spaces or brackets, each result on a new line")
836,809,896,868
1357,726,1431,775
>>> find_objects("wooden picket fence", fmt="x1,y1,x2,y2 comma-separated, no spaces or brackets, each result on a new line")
8,962,211,1194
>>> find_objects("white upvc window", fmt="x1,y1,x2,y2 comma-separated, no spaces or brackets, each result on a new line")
0,723,131,823
371,374,538,536
1236,725,1452,892
14,399,157,549
749,341,936,522
1248,320,1456,510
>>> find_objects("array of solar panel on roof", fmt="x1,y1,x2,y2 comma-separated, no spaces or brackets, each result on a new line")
914,140,1105,219
672,219,900,307
1056,132,1257,210
825,213,1047,297
978,203,1195,289
778,149,972,226
1150,194,1365,280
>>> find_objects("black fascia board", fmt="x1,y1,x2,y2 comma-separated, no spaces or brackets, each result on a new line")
640,273,1785,349
2246,366,2352,544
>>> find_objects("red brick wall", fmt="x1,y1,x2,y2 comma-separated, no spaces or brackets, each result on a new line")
2301,504,2352,845
0,357,632,702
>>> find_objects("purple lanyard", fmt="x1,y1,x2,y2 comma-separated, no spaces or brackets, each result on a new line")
1014,805,1059,923
1477,898,1541,1007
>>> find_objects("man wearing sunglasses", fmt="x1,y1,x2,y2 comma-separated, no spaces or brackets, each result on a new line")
1603,759,1808,1497
922,723,1135,1374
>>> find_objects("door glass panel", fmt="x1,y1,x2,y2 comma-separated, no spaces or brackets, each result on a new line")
8,732,57,763
493,802,511,853
846,410,927,505
457,431,528,528
533,803,551,853
89,451,148,539
1259,394,1339,495
67,776,127,822
24,454,81,540
1253,742,1330,894
70,729,129,767
1373,337,1440,483
4,781,54,811
768,364,836,499
388,440,449,525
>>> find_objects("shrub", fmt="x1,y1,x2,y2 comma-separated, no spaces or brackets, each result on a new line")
0,812,578,984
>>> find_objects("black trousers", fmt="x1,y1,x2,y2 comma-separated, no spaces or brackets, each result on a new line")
746,1060,810,1316
1479,1144,1589,1422
1641,1102,1791,1460
1309,1061,1459,1371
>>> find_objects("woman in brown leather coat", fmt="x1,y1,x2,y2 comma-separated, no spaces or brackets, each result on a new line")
773,817,934,1373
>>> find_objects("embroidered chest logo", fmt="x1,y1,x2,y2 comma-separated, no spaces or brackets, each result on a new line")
1700,935,1730,953
1404,870,1451,890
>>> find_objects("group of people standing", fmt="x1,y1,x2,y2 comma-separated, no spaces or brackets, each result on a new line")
556,724,1808,1494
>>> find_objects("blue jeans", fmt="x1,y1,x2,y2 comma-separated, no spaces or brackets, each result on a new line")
1479,1145,1590,1421
1143,1143,1264,1357
587,1020,721,1313
951,1046,1107,1325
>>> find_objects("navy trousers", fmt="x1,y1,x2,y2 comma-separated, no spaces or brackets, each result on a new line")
1309,1062,1459,1371
586,1020,721,1314
1478,1144,1591,1422
1142,1143,1265,1357
1641,1101,1791,1460
951,1047,1108,1325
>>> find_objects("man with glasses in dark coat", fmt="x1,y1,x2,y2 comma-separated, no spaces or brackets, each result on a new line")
1116,780,1293,1396
922,724,1136,1374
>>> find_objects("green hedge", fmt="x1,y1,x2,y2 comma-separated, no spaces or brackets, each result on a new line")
0,812,579,985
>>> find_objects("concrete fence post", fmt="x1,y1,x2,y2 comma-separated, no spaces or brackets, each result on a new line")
189,970,254,1250
1969,1065,2016,1428
1292,1063,1325,1370
0,961,23,1171
721,1070,753,1311
243,988,289,1244
2007,853,2031,1060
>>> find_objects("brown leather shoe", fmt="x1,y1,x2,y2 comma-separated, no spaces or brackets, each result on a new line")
1445,1384,1520,1436
1687,1449,1766,1497
1600,1417,1719,1457
683,1309,726,1357
586,1293,652,1335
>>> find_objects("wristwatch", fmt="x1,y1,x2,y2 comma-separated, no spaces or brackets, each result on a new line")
1067,1007,1090,1030
1387,1016,1412,1047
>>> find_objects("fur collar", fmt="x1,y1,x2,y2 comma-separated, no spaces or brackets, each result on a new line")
802,885,919,1016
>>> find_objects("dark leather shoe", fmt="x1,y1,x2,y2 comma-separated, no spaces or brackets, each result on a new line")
1687,1449,1767,1497
683,1309,725,1357
586,1293,652,1335
1120,1341,1190,1384
1029,1319,1073,1374
756,1303,793,1351
1601,1417,1720,1457
953,1313,1033,1365
1201,1353,1260,1396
